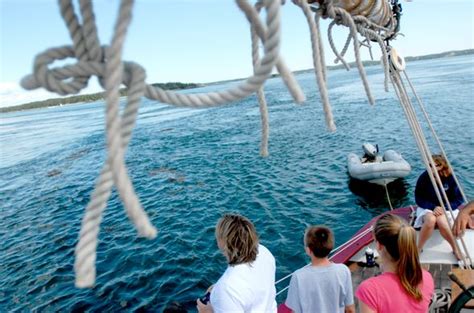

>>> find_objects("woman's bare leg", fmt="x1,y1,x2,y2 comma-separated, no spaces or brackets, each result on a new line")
418,212,436,252
436,214,461,260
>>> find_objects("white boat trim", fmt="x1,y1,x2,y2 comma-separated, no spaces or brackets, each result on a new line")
349,229,474,266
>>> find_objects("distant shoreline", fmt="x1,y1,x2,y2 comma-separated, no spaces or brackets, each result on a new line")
0,82,202,114
2,49,472,114
292,49,474,76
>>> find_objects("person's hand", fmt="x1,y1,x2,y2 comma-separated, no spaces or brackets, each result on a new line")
196,298,213,313
453,208,472,237
433,206,444,217
196,285,214,313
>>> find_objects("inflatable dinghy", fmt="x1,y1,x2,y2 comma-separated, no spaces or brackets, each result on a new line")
347,143,411,185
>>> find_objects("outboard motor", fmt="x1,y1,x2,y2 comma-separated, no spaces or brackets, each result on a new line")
362,143,378,158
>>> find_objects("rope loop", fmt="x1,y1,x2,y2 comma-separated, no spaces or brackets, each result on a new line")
20,0,412,288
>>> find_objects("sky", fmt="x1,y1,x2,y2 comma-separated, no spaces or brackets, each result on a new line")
0,0,473,108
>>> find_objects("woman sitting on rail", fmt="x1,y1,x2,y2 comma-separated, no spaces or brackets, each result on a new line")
414,154,464,258
355,214,434,313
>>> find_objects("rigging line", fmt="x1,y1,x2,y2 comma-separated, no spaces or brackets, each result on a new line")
402,70,468,204
384,183,394,210
275,264,309,285
396,71,472,270
276,284,290,296
390,67,450,219
390,68,471,268
395,69,457,222
314,12,327,82
330,226,374,258
275,225,375,286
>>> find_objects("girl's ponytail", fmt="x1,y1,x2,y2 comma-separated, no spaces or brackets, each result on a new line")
374,214,423,301
397,224,423,300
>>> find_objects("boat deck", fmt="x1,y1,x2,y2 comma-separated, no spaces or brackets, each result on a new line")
346,217,474,312
278,207,473,313
348,261,455,312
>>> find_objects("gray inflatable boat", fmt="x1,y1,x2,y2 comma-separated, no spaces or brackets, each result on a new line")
347,143,411,186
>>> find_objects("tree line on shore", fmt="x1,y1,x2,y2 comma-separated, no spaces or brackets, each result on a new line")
1,82,200,113
2,49,472,114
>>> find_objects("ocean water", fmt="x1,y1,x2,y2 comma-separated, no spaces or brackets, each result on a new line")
1,55,473,311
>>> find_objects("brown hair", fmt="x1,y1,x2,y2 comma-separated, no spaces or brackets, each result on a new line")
215,214,259,265
432,154,451,178
305,226,334,258
374,214,423,301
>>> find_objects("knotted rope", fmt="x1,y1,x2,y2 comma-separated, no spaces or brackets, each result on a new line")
21,0,405,287
22,0,289,288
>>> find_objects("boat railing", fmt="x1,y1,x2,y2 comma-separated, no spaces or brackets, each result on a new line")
275,225,374,296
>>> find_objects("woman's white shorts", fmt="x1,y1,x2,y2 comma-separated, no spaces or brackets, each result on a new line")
413,207,459,229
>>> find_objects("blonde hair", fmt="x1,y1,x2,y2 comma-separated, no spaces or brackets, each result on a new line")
215,214,259,265
432,154,451,178
374,214,423,301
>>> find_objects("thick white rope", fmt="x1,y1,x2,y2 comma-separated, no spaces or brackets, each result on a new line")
356,23,390,92
314,13,328,82
429,287,451,313
23,0,285,106
143,0,283,108
77,0,157,286
104,0,156,237
21,0,411,287
21,0,286,287
252,1,306,105
327,5,375,105
328,21,351,70
79,1,102,61
251,5,270,157
294,0,336,131
384,183,394,210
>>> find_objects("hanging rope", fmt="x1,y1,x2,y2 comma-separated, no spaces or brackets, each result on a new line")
21,0,421,287
384,183,394,210
22,0,291,288
294,0,336,131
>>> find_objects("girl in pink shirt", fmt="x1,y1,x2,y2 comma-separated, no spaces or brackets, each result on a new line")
355,214,434,313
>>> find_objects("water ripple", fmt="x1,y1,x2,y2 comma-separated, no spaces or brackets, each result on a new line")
0,55,473,311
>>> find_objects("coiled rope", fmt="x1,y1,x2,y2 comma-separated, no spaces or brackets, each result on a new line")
429,288,452,313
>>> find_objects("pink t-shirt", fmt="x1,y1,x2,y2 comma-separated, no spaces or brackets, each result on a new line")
355,270,434,313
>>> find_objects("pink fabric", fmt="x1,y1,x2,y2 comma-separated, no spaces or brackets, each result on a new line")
277,303,292,313
355,270,434,313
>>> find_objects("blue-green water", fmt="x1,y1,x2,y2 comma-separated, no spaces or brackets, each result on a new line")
1,55,473,311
